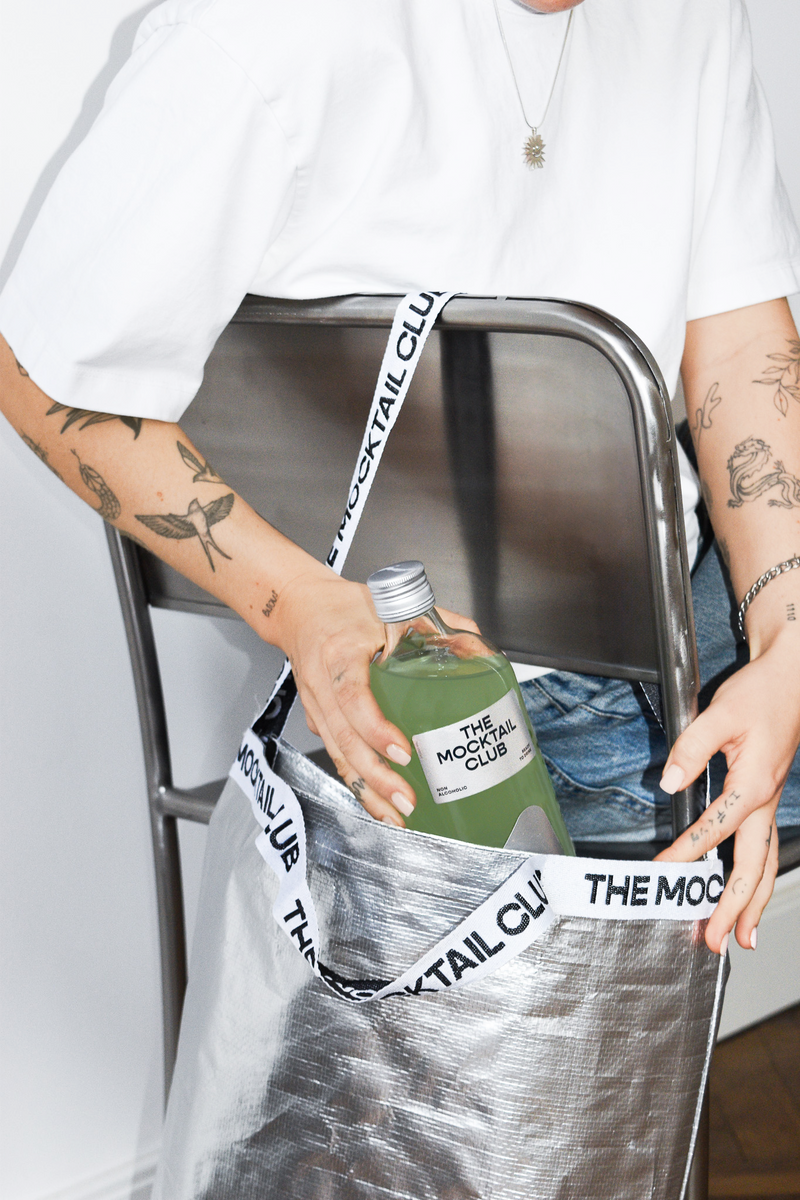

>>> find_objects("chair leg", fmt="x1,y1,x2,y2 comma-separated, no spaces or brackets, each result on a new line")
150,807,188,1108
104,526,189,1108
685,1088,709,1200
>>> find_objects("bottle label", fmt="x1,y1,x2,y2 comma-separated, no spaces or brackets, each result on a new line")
412,690,535,804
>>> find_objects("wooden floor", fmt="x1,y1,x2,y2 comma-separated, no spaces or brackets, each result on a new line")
710,1004,800,1200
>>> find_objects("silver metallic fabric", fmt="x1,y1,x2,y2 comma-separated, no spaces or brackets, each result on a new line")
155,740,726,1200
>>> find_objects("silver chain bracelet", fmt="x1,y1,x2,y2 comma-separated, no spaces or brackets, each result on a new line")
737,553,800,636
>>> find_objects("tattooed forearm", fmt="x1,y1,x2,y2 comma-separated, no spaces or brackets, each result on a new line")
135,493,234,571
692,382,722,441
262,589,279,618
15,356,29,377
754,338,800,417
727,437,800,509
46,401,142,439
71,450,121,521
177,441,222,483
21,433,63,481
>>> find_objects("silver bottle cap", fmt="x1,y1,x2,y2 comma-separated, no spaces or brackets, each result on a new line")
367,561,436,622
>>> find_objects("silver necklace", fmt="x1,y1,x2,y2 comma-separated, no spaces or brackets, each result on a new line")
492,0,574,169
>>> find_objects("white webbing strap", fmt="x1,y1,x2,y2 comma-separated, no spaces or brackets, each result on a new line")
262,290,457,708
324,290,455,571
231,729,723,1004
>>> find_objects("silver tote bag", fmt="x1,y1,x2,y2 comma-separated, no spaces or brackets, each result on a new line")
153,294,728,1200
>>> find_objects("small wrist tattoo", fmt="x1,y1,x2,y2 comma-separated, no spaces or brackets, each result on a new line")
262,589,279,618
788,603,797,622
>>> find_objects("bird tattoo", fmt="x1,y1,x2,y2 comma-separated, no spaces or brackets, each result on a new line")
177,441,222,483
136,494,234,570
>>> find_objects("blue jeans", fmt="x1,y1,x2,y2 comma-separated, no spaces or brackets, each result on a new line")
519,543,800,842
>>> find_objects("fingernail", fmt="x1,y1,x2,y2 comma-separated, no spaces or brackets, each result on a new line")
391,792,414,817
386,743,412,766
719,933,729,957
381,815,401,828
750,927,758,951
660,764,684,795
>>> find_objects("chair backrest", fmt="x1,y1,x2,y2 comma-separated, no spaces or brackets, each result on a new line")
105,294,711,1114
142,294,699,764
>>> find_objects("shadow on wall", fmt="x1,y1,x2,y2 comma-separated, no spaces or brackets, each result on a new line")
0,2,158,290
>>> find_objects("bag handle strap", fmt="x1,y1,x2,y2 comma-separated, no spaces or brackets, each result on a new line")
231,728,724,1003
253,291,458,745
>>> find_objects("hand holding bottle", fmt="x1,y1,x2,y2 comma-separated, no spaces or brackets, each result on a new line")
272,562,479,826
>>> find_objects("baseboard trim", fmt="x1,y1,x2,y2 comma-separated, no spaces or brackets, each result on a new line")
718,864,800,1039
31,1147,160,1200
710,1168,800,1196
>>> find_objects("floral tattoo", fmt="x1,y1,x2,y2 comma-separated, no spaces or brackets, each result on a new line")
754,339,800,417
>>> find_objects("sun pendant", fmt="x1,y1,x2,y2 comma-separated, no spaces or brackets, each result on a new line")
523,129,545,169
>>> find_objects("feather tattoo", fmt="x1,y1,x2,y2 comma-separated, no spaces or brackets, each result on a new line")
177,441,222,483
136,494,234,570
71,450,121,520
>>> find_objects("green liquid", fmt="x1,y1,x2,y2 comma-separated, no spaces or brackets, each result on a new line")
370,639,574,853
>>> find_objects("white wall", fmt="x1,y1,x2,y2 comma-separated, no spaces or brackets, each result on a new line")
1,10,167,1199
1,5,799,1199
0,6,292,1199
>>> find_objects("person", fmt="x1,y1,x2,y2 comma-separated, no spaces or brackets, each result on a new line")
0,0,799,976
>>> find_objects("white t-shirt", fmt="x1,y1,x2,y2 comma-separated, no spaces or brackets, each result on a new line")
2,0,799,567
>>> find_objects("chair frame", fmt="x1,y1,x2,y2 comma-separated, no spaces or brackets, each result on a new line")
106,293,740,1198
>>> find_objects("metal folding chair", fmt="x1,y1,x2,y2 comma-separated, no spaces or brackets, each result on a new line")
105,293,799,1199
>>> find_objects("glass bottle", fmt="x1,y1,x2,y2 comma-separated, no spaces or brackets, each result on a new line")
368,561,574,853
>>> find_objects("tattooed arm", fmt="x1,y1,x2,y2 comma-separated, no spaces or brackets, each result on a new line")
657,298,800,952
0,332,420,827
